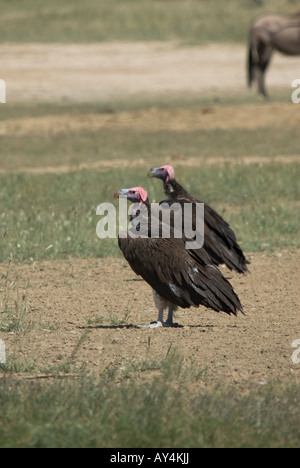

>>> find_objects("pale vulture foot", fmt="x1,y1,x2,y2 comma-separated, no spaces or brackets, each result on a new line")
136,320,180,329
136,321,163,329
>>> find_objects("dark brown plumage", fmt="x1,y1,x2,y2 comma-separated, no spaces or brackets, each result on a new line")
115,187,244,328
148,165,250,274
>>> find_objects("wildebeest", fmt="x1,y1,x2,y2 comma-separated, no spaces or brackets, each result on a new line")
248,12,300,97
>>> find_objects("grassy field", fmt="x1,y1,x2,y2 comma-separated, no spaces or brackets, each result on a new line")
0,0,298,44
1,0,300,449
0,99,299,263
0,160,299,263
0,97,298,171
1,358,300,448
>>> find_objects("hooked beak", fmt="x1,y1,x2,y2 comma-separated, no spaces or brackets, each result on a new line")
147,167,159,178
114,188,130,199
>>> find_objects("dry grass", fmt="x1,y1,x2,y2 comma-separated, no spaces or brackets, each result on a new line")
1,103,299,137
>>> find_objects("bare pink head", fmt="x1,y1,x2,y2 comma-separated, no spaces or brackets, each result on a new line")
116,187,148,204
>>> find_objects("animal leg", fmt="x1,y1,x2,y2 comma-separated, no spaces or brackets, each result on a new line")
257,69,267,97
136,308,180,328
257,44,272,98
163,307,179,327
143,309,179,328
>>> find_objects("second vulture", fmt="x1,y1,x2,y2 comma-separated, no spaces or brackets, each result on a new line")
148,165,250,274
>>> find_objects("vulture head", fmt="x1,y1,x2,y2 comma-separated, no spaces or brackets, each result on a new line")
148,165,175,184
114,186,150,229
114,187,149,219
114,187,148,204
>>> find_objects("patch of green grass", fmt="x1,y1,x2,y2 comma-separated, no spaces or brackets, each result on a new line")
0,0,297,44
0,258,60,335
0,356,299,448
0,170,118,262
0,257,31,333
0,163,299,263
0,126,299,171
174,163,300,252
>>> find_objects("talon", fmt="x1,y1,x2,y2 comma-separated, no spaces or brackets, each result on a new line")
163,321,180,328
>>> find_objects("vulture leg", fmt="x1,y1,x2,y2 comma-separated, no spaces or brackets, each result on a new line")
152,307,178,327
165,306,179,327
137,308,179,328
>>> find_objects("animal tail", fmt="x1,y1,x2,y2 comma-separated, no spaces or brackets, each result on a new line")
248,38,255,88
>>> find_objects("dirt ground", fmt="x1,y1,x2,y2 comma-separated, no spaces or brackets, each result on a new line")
0,42,299,389
1,42,300,102
1,250,300,388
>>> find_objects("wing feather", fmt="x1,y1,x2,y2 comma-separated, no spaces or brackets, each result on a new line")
162,181,250,274
119,234,243,315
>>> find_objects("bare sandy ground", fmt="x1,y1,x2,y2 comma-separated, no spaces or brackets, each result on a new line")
1,250,300,389
1,42,299,102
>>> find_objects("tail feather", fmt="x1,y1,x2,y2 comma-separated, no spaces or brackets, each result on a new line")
205,230,250,274
185,262,244,316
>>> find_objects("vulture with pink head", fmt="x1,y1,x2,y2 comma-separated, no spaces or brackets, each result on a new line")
115,187,244,328
148,165,250,274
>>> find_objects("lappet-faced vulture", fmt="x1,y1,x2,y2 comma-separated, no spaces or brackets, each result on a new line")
148,165,250,274
115,187,244,328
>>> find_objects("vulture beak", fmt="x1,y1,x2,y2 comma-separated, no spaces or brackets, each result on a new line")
114,188,130,199
147,167,159,178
